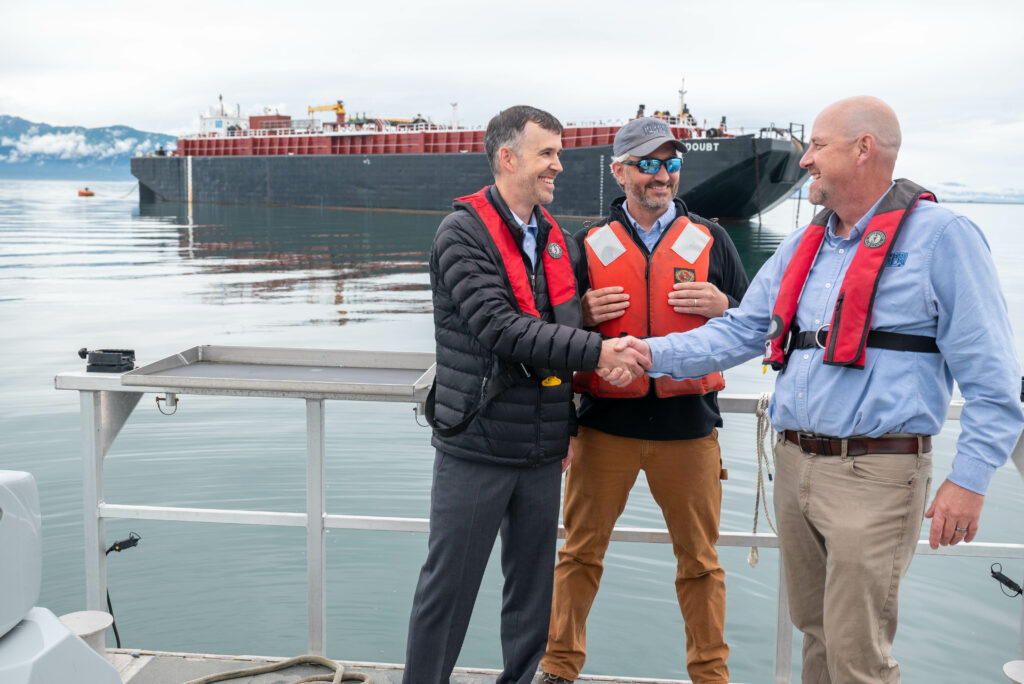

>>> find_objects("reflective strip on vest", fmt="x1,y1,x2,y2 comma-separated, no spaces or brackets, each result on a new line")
456,186,575,317
573,217,726,398
763,179,937,370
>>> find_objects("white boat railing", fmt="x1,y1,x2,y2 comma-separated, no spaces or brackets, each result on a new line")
54,348,1024,683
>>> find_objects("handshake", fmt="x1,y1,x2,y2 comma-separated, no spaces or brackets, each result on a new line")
597,336,652,387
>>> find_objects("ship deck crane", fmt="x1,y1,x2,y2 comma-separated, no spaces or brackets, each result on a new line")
307,101,346,122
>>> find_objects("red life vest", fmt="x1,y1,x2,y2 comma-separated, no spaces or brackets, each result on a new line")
573,217,726,398
763,179,936,370
456,186,577,316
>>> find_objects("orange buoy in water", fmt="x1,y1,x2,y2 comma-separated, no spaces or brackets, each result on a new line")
78,188,94,197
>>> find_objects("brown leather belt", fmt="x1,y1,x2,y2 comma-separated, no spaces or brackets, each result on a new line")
783,430,930,456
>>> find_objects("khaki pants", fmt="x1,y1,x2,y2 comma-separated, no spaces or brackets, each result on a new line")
541,427,729,683
773,435,932,684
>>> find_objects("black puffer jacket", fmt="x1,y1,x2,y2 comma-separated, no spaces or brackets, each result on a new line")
430,186,602,466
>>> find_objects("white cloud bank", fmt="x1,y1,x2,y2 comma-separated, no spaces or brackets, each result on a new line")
0,132,157,162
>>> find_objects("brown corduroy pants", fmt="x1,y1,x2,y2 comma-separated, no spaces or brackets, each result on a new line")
541,426,729,683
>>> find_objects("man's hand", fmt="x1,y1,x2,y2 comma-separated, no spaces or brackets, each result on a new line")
669,282,730,318
597,336,652,387
582,286,629,326
561,438,575,473
925,479,985,549
596,336,650,387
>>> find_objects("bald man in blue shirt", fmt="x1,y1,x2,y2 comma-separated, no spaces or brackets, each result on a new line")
606,96,1024,683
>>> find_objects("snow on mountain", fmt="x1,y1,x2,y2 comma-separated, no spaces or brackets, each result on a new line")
0,115,176,179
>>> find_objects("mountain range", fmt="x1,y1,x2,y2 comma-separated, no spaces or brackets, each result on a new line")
0,115,176,180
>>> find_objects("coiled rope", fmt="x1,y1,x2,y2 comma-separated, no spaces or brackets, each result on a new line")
748,392,777,568
182,654,373,684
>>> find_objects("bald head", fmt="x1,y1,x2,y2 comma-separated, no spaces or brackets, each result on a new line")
800,96,904,232
819,96,901,164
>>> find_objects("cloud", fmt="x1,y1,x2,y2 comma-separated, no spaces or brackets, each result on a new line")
0,131,157,162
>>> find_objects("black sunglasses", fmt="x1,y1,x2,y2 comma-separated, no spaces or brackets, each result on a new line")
620,157,682,174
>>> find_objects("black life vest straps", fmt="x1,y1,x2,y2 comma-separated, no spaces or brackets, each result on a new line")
788,328,939,354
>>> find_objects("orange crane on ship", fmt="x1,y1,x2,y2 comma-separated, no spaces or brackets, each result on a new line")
308,100,427,129
307,101,347,122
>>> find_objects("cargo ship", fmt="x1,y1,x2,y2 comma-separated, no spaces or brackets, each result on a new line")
132,88,808,220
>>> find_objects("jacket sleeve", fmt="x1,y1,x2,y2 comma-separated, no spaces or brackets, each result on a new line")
434,214,603,372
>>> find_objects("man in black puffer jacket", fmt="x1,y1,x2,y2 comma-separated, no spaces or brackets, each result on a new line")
402,106,648,683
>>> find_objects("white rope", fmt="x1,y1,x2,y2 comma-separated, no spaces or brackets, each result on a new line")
749,392,777,568
181,654,372,683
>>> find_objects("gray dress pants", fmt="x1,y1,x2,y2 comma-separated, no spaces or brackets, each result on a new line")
403,450,562,684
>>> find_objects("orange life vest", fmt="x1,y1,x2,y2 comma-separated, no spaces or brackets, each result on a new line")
573,217,726,398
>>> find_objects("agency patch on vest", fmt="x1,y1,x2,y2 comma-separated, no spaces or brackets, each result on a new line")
674,268,696,283
864,230,887,248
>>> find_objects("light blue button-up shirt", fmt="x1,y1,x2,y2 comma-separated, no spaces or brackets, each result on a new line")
511,210,539,270
622,200,677,252
647,185,1023,494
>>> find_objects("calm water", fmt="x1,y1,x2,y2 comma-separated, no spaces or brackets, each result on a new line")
1,179,1022,682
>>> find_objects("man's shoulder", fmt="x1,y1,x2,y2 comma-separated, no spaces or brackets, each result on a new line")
685,211,731,240
910,198,972,225
572,217,612,245
435,206,482,245
903,199,983,239
785,221,821,244
905,200,989,255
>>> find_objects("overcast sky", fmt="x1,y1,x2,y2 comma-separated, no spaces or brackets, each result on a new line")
2,0,1021,190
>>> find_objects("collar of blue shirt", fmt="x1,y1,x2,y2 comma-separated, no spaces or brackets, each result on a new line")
623,200,678,252
825,182,895,242
511,209,539,269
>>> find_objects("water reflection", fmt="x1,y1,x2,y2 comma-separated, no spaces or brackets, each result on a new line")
136,202,438,323
138,201,436,269
133,200,798,323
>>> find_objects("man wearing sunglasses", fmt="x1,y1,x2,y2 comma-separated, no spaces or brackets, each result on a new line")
541,117,748,684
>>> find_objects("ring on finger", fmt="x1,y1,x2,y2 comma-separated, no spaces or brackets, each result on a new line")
692,298,698,307
954,526,968,534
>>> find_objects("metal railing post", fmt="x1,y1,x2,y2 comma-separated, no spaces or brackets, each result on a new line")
774,559,793,683
306,399,326,656
80,391,107,613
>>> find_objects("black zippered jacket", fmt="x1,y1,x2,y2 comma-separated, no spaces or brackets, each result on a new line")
574,196,749,440
430,186,603,466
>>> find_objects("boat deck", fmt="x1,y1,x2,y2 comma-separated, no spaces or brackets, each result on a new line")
54,350,1024,683
110,649,693,684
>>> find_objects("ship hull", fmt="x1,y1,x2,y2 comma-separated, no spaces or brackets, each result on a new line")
132,136,806,220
